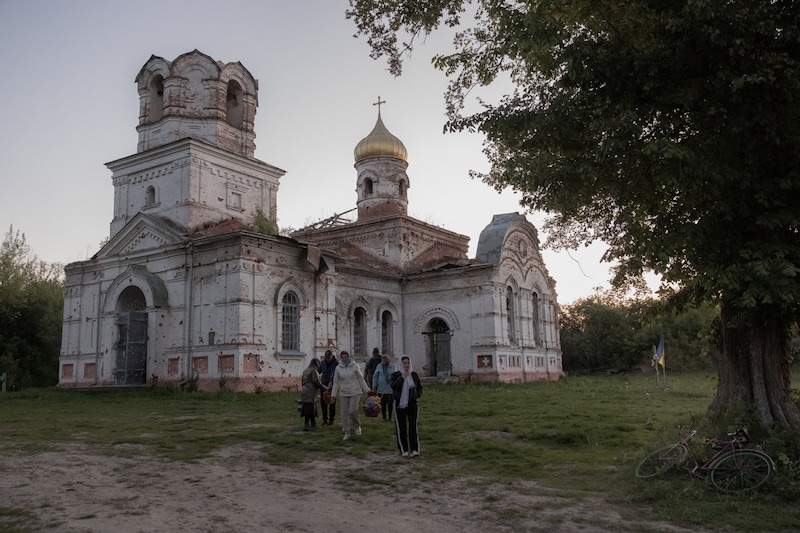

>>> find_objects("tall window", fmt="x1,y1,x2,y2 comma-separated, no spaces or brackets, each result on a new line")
353,307,367,357
399,180,406,196
148,75,164,123
532,293,542,347
381,310,393,356
506,286,516,344
226,80,244,129
364,178,373,195
281,291,300,351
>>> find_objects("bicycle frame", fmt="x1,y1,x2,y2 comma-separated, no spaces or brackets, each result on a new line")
689,432,746,475
636,427,775,493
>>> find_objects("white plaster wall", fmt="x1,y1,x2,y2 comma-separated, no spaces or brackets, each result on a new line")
109,140,282,238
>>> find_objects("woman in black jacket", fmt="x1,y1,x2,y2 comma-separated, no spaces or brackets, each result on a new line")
390,355,423,457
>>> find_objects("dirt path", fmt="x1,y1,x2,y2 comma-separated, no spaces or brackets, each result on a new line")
1,443,700,532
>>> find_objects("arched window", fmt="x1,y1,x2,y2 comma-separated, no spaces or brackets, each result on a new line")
532,292,542,347
117,286,146,312
148,75,164,123
353,307,367,358
398,180,406,196
506,286,516,344
226,80,244,129
364,178,373,195
381,310,393,356
281,291,300,352
145,186,156,206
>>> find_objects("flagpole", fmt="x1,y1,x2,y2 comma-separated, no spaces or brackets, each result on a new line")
652,346,660,387
657,333,666,388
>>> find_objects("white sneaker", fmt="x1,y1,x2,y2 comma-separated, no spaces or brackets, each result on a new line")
411,450,420,457
355,427,362,436
401,452,408,457
342,432,350,441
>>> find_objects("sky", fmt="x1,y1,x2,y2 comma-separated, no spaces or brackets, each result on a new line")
0,0,623,304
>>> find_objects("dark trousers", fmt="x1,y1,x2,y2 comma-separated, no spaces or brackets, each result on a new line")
320,397,336,422
394,402,419,454
380,393,394,420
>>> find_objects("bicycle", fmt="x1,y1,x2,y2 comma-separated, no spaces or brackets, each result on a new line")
635,427,776,493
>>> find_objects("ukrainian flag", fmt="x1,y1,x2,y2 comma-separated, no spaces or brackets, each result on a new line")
656,333,665,368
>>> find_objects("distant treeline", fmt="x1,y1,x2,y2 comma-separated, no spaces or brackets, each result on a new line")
559,295,723,374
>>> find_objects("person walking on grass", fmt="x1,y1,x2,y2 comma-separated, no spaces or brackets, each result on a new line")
372,354,396,421
390,355,423,457
331,350,370,440
300,358,326,431
319,350,338,425
364,347,382,386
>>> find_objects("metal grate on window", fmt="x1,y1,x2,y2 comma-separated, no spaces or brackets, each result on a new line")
353,307,366,357
381,310,392,355
281,292,300,351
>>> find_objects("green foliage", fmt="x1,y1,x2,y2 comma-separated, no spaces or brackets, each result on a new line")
347,0,800,428
0,227,63,389
560,294,720,373
217,373,230,393
0,506,40,532
348,1,800,315
247,206,278,236
179,373,200,393
560,296,644,372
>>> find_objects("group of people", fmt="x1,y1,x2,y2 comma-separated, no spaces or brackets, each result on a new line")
299,347,422,457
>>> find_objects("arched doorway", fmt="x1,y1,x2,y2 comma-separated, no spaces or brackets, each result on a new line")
115,286,148,385
424,318,451,377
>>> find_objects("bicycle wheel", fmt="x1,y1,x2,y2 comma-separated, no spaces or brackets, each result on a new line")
708,449,775,493
636,443,689,478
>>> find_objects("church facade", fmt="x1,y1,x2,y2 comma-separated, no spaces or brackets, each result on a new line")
58,50,563,392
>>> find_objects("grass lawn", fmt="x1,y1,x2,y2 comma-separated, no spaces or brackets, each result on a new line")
1,370,799,532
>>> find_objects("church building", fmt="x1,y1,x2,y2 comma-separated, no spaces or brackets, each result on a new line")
58,50,563,391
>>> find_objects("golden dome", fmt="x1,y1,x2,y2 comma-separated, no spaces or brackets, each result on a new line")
354,112,408,163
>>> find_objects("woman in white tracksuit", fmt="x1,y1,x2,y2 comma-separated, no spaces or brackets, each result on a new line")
331,350,370,440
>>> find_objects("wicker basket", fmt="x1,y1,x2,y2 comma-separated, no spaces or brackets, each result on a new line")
322,389,334,405
363,391,381,417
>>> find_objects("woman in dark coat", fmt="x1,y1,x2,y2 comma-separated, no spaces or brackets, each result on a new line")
390,355,423,456
300,358,326,430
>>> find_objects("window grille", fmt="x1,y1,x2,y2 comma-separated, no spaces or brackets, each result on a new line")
282,291,300,351
381,310,393,355
353,307,366,357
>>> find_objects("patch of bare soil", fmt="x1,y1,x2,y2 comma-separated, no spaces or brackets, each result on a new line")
1,443,701,533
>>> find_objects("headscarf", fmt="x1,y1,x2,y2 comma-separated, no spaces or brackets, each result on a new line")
398,359,416,408
309,358,320,370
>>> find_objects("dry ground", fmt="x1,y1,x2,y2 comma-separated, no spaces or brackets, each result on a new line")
0,440,709,533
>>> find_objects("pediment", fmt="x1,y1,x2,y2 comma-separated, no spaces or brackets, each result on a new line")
97,213,185,259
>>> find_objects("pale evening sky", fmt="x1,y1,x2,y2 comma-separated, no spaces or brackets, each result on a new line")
0,0,626,304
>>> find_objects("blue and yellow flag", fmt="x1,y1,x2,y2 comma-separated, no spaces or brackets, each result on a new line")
656,333,665,368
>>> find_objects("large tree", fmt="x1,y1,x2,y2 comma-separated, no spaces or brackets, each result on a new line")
0,227,63,388
347,1,800,429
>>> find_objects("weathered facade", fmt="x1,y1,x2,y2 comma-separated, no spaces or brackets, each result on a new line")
59,50,562,392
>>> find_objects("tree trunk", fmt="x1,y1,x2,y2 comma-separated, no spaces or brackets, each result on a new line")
709,303,800,430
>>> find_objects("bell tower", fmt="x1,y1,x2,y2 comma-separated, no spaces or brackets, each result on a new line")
135,49,258,156
353,98,409,220
107,50,284,238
